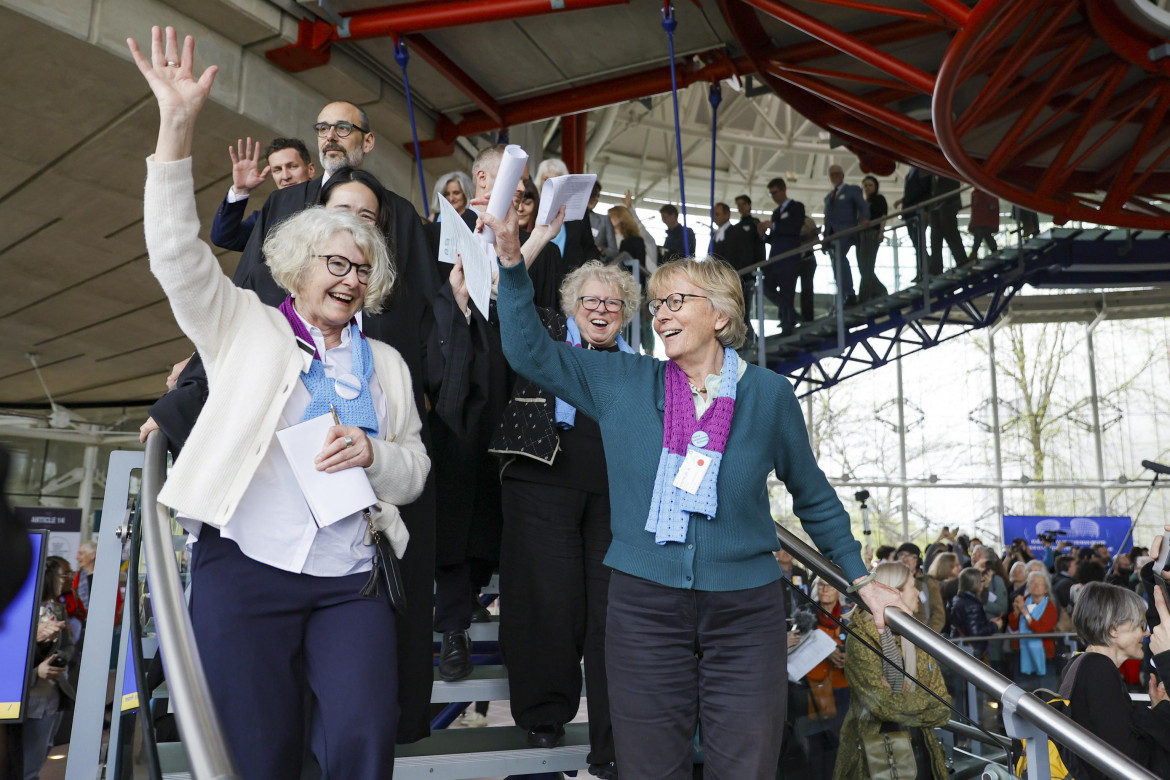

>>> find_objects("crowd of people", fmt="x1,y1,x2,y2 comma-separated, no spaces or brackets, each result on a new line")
773,526,1170,779
4,22,1154,780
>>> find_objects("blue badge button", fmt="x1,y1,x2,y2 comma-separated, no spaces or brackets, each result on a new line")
691,430,709,448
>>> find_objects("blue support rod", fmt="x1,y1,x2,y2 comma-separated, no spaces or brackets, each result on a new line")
662,2,689,256
709,81,722,246
394,39,429,220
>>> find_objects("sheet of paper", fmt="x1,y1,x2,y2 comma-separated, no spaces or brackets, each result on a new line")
786,628,839,682
437,197,493,317
537,174,597,225
275,412,378,528
480,144,529,246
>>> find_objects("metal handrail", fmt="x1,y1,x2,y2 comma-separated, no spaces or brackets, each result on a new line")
141,431,239,780
951,631,1077,644
775,523,1158,780
738,184,976,277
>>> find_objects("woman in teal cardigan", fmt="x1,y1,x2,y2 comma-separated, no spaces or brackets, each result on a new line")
481,203,903,779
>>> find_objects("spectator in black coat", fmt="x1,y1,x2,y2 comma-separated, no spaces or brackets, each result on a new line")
1052,554,1078,611
948,566,1003,659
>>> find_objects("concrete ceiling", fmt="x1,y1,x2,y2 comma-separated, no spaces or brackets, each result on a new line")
4,0,1161,411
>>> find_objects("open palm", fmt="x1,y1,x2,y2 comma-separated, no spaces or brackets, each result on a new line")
127,26,217,123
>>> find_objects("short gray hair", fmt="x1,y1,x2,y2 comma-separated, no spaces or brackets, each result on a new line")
1025,570,1050,594
536,158,569,190
958,566,984,594
263,207,395,314
646,257,747,349
431,170,473,214
559,260,641,327
873,561,911,591
1072,581,1147,646
78,540,97,555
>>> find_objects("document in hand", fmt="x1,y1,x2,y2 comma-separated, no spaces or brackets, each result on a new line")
479,144,529,246
437,196,494,318
275,412,378,528
536,174,598,225
786,628,839,682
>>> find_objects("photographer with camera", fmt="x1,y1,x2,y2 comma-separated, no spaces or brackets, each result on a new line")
22,558,76,779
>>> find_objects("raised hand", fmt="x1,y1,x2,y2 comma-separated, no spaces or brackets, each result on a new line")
126,26,218,161
229,138,270,196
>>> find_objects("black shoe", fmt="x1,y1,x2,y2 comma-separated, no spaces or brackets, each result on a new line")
527,723,565,748
438,630,473,681
470,598,492,623
590,761,619,779
844,294,858,307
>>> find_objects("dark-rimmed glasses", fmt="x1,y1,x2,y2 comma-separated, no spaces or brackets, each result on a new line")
648,293,709,315
578,296,625,313
317,254,372,284
313,121,369,139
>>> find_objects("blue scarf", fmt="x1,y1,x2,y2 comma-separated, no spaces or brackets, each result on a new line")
1018,596,1049,675
644,348,739,545
278,296,379,437
554,317,636,428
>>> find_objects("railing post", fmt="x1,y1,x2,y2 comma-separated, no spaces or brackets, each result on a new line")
628,257,643,353
1002,685,1051,779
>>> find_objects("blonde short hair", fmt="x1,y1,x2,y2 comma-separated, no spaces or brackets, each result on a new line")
873,561,911,591
647,257,747,348
263,207,395,314
559,260,641,327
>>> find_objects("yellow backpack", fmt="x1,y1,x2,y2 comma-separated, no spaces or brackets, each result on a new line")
1012,694,1074,780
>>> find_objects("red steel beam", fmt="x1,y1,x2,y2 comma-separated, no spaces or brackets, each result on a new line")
268,0,629,72
345,0,630,39
801,0,945,25
414,51,754,157
741,0,936,94
402,34,503,126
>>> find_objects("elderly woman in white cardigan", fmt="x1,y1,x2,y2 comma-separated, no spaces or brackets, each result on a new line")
128,28,428,779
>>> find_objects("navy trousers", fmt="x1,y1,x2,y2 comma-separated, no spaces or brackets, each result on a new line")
190,528,399,780
605,572,788,780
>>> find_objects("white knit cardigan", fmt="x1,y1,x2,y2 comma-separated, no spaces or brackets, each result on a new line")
143,157,428,556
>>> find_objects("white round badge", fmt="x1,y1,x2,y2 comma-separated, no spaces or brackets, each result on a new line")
334,373,362,400
691,430,710,448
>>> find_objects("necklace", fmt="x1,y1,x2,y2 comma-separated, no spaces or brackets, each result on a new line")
689,381,707,395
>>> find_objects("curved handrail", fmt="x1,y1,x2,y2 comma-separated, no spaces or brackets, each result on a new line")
141,431,239,780
774,522,1158,780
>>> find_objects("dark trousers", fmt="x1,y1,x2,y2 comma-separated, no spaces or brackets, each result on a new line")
970,228,998,258
606,572,787,779
798,256,816,321
905,214,936,277
825,235,856,300
499,478,615,766
190,527,399,780
762,259,800,333
856,229,888,301
930,206,968,268
434,562,473,632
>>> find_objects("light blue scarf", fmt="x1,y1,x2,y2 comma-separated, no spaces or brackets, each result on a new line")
1018,596,1048,675
554,317,635,428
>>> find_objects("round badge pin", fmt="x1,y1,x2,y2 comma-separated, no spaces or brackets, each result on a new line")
691,430,710,448
334,373,361,400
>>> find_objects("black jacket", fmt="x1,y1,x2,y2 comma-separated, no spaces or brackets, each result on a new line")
489,308,566,466
947,590,998,656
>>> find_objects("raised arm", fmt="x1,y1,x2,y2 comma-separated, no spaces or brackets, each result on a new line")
126,26,218,162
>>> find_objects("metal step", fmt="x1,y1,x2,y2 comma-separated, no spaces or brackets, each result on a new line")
432,615,500,644
157,724,592,780
395,722,592,780
431,664,512,703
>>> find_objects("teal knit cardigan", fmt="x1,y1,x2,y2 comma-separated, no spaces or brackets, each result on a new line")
496,262,867,591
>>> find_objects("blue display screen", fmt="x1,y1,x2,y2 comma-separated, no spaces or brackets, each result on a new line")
0,531,46,721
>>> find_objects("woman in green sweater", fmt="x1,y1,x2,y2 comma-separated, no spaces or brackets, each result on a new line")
482,203,903,778
833,562,952,780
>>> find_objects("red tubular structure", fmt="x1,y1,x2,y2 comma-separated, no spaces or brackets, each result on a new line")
268,0,630,72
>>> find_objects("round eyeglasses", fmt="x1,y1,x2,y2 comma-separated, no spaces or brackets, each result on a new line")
317,254,372,284
313,121,369,139
647,293,709,315
578,296,625,313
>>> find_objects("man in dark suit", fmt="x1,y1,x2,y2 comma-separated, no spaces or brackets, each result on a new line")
822,164,868,306
757,178,805,334
930,174,968,269
146,99,443,745
898,166,935,277
710,202,756,334
210,137,314,251
735,194,766,267
659,204,695,261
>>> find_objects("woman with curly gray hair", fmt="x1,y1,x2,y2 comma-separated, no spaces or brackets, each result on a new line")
489,260,639,775
129,27,429,778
